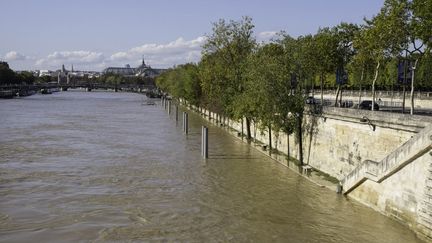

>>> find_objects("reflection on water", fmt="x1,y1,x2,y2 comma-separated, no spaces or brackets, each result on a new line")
0,91,423,242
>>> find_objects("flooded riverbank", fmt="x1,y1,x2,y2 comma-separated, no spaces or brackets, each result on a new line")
0,91,424,242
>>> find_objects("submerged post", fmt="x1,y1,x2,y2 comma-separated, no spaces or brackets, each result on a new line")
202,126,208,158
183,112,188,134
175,105,179,122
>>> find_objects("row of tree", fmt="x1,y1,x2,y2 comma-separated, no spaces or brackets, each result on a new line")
156,0,431,165
0,62,36,85
0,61,157,87
95,74,155,87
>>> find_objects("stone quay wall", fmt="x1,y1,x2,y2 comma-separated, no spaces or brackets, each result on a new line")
179,99,432,241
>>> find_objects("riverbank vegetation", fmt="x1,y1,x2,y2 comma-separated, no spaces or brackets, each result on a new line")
0,62,36,85
156,0,432,164
94,74,155,87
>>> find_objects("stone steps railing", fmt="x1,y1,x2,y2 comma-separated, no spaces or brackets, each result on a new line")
341,124,432,194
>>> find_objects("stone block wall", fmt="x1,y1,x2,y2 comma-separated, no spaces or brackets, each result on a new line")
181,99,432,239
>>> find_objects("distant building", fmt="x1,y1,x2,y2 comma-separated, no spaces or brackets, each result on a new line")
39,70,53,77
103,58,166,78
103,64,136,76
56,64,101,84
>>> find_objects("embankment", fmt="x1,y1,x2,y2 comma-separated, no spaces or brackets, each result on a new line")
178,98,432,241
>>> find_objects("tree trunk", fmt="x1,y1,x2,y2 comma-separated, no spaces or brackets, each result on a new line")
311,78,315,97
241,118,244,139
371,61,380,111
334,85,340,107
402,85,406,113
358,67,364,109
268,125,272,151
410,59,419,115
246,117,252,140
320,73,324,106
253,120,257,143
297,116,303,166
287,133,290,162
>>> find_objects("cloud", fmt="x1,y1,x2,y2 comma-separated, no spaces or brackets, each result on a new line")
257,31,279,42
30,32,279,71
108,36,207,68
4,51,28,61
35,51,105,68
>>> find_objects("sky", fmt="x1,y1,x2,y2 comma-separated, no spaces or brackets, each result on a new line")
0,0,384,71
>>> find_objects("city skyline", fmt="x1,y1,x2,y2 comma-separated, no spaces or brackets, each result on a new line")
0,0,384,71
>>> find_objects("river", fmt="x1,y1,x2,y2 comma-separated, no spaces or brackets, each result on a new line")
0,91,424,242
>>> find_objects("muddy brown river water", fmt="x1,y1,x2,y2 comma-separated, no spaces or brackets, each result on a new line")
0,91,424,242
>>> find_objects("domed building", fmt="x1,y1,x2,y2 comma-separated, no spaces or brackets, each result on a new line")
103,58,166,78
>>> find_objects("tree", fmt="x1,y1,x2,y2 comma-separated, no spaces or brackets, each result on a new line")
0,62,16,85
405,0,431,114
201,16,256,139
412,0,432,52
313,28,339,104
243,43,286,150
357,0,408,111
16,71,35,84
333,23,359,106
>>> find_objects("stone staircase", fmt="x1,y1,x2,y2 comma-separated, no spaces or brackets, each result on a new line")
341,124,432,194
418,161,432,239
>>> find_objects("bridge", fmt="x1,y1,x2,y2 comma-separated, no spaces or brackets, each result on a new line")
0,82,160,98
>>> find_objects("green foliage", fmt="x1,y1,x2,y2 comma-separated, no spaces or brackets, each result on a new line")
156,63,202,105
16,71,35,84
201,16,256,119
95,73,155,87
153,9,431,163
35,75,52,83
0,62,36,85
0,62,17,85
412,0,432,52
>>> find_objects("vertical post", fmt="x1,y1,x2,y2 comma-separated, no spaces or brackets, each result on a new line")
183,112,188,134
202,126,208,158
175,105,179,122
241,118,244,140
201,126,204,156
182,112,185,132
168,100,171,115
205,126,208,158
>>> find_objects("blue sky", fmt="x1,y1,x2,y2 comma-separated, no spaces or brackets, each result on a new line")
0,0,384,71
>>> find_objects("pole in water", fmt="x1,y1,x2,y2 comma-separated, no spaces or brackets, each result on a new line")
168,100,171,115
185,112,188,134
202,126,208,158
183,112,188,134
182,112,185,132
201,126,204,156
175,105,179,122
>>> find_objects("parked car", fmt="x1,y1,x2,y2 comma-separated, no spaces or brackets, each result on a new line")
306,96,317,104
340,100,354,108
359,100,379,110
